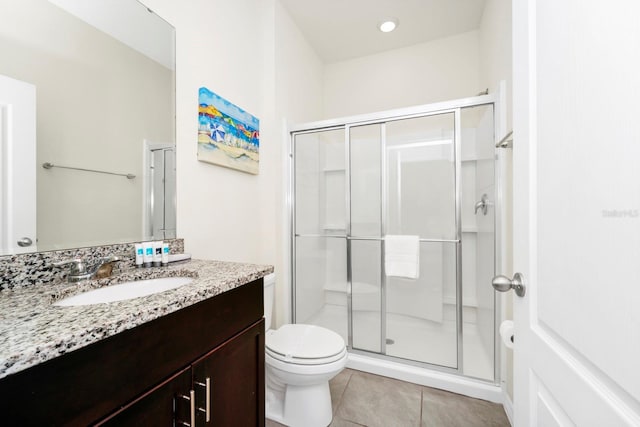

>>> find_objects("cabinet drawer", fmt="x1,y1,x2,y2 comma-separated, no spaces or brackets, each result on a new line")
96,367,192,426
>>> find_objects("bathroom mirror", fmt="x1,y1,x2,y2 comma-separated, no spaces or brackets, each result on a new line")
0,0,176,256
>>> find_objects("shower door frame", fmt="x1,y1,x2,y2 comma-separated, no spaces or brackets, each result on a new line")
289,91,505,384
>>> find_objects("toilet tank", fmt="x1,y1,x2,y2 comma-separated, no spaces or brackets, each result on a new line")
263,273,275,331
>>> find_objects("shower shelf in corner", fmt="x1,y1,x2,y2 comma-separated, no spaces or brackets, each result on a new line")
461,157,493,162
322,224,346,232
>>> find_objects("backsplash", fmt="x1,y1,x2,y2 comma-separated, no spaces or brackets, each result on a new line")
0,239,184,291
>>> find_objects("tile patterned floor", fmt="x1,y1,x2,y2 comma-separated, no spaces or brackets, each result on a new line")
266,369,511,427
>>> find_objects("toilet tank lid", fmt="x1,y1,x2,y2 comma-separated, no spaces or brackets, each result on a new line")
263,273,276,286
266,324,345,359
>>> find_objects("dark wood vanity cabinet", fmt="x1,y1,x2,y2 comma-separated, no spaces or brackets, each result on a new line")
97,320,265,427
192,320,265,426
0,278,265,426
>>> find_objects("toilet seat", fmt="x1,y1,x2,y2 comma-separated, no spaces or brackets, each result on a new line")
266,346,347,365
266,324,346,365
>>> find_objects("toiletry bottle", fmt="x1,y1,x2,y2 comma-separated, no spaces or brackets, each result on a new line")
135,243,144,268
153,241,162,267
161,242,169,266
143,241,153,267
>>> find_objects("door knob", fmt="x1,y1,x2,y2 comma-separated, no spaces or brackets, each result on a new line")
492,273,526,297
17,237,33,247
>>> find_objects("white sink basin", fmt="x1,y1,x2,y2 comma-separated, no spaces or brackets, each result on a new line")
54,277,194,307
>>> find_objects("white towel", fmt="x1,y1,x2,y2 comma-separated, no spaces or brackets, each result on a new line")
384,235,420,279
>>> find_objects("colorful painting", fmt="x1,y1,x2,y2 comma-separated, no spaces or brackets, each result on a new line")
197,87,260,174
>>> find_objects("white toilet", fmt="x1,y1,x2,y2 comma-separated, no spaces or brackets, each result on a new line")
263,273,347,427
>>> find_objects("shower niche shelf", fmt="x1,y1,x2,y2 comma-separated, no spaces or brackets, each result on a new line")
321,224,346,233
461,156,494,163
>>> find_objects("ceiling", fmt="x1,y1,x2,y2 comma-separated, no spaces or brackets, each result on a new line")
279,0,487,64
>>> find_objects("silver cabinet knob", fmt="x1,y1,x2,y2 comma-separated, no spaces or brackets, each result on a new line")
492,273,526,297
17,237,33,247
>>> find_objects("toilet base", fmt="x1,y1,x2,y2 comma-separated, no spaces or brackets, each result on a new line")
266,382,333,427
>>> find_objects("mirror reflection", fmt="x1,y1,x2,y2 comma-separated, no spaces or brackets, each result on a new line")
0,0,176,256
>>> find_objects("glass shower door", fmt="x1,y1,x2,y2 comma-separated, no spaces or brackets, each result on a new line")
460,104,495,380
349,124,382,353
350,112,460,369
384,113,459,368
293,128,348,343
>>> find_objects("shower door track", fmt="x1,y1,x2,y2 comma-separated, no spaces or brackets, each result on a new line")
348,348,498,385
289,93,496,134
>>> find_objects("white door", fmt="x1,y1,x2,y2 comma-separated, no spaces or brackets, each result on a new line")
512,1,640,425
0,74,36,254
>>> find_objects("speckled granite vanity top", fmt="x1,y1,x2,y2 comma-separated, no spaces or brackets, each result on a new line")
0,259,273,379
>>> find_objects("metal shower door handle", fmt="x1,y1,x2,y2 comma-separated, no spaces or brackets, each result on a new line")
492,273,526,297
474,193,490,215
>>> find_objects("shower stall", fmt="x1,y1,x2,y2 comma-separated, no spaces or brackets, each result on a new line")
290,93,505,391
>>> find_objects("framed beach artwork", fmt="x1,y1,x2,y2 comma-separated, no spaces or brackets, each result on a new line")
197,87,260,174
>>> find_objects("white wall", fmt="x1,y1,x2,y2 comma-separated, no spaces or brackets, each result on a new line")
274,1,324,123
272,1,324,326
323,31,481,118
138,0,323,328
479,0,513,132
139,0,269,265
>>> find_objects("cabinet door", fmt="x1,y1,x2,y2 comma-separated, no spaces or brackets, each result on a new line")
95,367,193,426
192,319,265,426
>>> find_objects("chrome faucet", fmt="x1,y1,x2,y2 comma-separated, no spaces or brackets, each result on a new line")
474,194,490,216
53,255,123,282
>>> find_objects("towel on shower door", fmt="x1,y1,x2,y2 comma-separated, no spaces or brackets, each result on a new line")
384,235,420,279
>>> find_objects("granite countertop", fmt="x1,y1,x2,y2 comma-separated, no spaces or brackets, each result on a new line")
0,259,273,380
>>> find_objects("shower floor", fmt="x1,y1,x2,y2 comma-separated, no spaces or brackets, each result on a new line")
306,304,494,381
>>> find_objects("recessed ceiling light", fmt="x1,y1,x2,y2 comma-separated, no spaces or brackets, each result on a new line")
379,19,398,33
